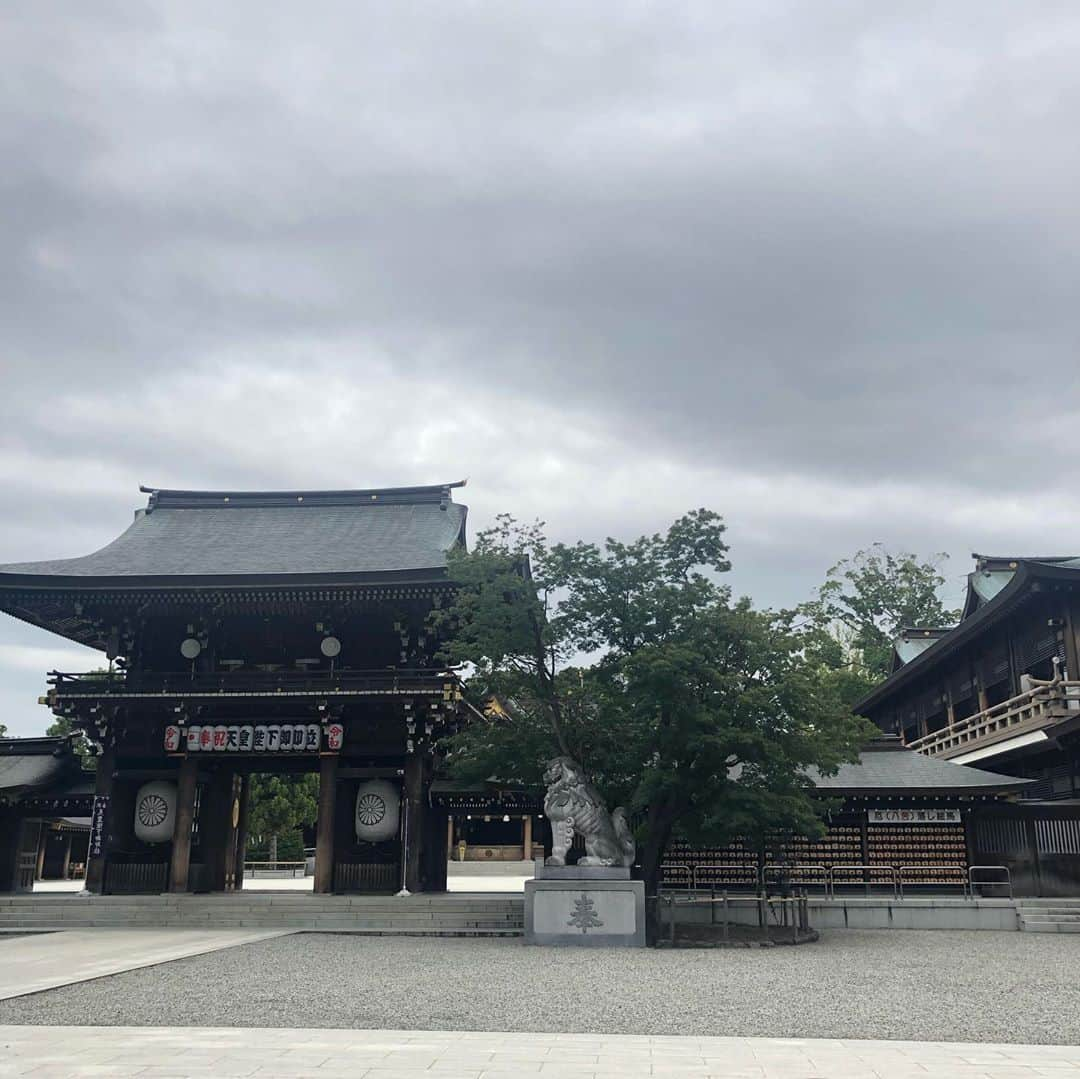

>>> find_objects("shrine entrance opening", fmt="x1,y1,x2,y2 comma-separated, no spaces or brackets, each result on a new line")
435,783,547,880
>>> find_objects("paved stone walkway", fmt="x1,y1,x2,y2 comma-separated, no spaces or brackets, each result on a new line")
1,1025,1078,1077
0,929,289,1000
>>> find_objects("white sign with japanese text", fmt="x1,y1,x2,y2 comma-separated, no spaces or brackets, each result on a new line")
867,808,960,824
170,723,324,753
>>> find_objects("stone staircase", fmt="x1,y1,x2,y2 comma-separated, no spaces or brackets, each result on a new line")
0,893,525,936
1016,898,1080,933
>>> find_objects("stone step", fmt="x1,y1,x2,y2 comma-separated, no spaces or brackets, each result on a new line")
0,920,522,928
0,893,525,933
1020,917,1080,933
1015,909,1080,917
0,902,523,914
0,894,523,904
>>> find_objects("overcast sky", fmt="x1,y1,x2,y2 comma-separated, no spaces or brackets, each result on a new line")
2,2,1080,736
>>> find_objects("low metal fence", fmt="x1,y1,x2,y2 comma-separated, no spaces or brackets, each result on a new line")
661,863,1001,902
762,863,829,894
244,860,307,878
686,864,762,895
827,864,898,900
897,865,968,899
657,892,812,946
968,864,1012,899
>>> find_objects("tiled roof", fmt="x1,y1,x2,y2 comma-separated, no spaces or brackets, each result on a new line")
0,483,467,581
806,737,1028,794
0,737,80,797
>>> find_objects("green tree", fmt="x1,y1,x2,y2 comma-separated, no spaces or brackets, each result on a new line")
45,714,92,762
44,669,112,762
434,511,874,924
246,774,318,864
801,545,960,688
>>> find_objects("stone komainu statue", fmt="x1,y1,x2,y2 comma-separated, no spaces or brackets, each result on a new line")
542,756,636,868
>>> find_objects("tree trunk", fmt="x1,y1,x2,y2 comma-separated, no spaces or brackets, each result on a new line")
269,833,278,867
640,799,679,946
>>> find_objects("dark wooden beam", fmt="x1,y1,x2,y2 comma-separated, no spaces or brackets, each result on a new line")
84,736,116,895
168,756,198,893
403,753,426,893
313,754,339,894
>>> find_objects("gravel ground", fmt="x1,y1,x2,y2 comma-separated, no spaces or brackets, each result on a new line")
1,929,1077,1043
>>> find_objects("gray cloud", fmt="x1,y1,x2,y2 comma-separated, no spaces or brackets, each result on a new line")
2,1,1079,733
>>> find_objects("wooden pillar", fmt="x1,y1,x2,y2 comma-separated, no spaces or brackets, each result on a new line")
0,811,21,893
233,773,252,890
422,805,449,892
61,833,73,880
446,816,454,855
1007,624,1020,696
169,756,198,893
35,828,47,882
15,822,40,893
1025,813,1044,897
314,755,338,894
523,814,533,860
84,736,116,895
860,811,871,893
201,767,236,892
403,753,426,893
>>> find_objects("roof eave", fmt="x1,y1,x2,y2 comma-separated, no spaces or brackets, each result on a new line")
0,567,455,592
819,786,1024,797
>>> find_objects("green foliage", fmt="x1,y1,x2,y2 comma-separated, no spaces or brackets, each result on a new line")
45,714,92,763
800,544,961,688
434,510,874,897
246,829,305,862
246,774,318,860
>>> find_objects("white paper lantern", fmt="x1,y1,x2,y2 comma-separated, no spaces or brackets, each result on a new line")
354,780,400,842
134,780,177,844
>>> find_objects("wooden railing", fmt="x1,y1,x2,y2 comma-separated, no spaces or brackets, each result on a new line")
906,678,1080,759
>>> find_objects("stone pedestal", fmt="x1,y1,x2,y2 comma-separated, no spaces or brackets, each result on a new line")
525,863,645,947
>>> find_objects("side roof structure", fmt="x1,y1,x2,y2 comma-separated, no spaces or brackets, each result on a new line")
857,555,1080,715
805,736,1029,796
0,736,86,802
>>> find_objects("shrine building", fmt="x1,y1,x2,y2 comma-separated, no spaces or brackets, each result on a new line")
4,493,1080,903
0,483,487,896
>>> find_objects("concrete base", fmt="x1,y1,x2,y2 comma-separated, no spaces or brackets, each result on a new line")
664,896,1020,932
533,859,631,880
525,877,645,946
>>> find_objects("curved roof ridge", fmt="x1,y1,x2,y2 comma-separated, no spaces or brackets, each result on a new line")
140,481,465,511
